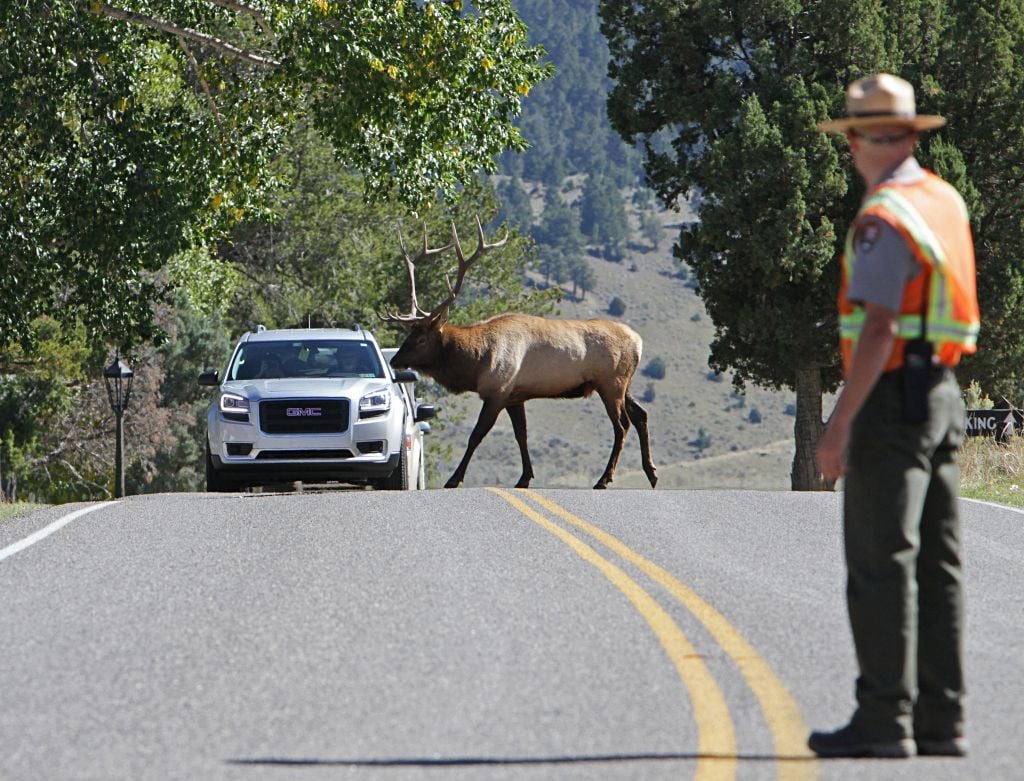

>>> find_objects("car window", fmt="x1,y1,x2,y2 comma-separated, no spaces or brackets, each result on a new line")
228,341,385,380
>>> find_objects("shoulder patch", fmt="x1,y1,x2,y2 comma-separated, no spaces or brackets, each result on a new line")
855,219,883,254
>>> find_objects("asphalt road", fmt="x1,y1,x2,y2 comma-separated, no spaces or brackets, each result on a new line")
1,488,1021,781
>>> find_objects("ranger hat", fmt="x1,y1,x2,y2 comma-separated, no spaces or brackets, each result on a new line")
818,73,946,133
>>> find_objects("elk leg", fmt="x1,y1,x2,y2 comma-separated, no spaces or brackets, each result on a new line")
446,399,504,488
625,393,658,487
506,403,534,488
594,393,628,489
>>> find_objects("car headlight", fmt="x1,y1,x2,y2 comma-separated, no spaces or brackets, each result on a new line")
359,387,391,419
220,392,251,421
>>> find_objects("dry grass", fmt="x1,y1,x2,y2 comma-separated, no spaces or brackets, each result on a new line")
960,435,1024,506
0,502,45,523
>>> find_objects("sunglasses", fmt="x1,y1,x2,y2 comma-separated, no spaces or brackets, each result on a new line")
847,129,915,144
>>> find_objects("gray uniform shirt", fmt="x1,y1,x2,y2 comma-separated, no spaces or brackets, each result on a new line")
847,158,925,312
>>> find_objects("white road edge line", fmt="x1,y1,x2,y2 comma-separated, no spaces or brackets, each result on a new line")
0,502,119,563
962,497,1024,516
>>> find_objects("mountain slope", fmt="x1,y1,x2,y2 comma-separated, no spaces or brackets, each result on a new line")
425,199,799,490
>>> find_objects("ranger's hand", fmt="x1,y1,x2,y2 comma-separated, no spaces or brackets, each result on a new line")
816,417,850,482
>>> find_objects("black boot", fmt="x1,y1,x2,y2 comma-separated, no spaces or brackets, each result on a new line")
808,724,915,758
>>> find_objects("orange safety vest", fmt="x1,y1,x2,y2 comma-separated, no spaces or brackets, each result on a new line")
838,169,980,375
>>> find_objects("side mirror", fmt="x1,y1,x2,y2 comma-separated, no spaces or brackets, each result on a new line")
393,369,419,384
415,403,437,423
198,369,220,386
417,421,432,435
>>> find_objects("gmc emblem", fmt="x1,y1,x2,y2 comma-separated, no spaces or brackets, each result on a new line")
286,407,322,417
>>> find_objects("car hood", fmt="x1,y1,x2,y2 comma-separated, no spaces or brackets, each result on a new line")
220,377,389,400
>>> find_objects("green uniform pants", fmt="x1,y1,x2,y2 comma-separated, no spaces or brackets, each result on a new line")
843,369,966,742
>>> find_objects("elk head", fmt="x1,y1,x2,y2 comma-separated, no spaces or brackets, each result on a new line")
379,217,508,370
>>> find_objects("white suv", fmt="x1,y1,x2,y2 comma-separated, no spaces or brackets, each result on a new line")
199,326,435,491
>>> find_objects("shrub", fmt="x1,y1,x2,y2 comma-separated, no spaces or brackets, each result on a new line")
608,296,626,316
642,356,666,379
690,427,712,451
964,379,994,409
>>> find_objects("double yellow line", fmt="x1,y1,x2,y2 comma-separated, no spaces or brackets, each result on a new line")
489,488,817,781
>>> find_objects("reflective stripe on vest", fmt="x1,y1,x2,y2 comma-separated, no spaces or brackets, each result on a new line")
839,182,980,360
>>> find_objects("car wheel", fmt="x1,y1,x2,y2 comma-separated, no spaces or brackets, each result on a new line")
379,446,409,491
205,442,240,492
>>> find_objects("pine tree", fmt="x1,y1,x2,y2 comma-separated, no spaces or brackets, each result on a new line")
639,209,664,250
497,176,535,234
568,256,597,300
602,0,1024,488
505,0,641,185
579,174,630,260
534,187,584,257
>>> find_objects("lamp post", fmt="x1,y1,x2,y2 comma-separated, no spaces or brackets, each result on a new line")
103,355,134,498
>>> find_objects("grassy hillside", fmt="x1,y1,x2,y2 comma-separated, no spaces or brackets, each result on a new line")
423,190,801,491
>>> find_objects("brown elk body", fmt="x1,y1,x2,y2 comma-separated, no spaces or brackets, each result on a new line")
381,219,657,489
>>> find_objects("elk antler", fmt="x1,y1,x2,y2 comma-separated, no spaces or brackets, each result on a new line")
378,217,509,325
426,216,509,323
378,223,455,324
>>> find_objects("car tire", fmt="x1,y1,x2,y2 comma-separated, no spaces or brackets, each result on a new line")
379,446,409,491
205,442,240,492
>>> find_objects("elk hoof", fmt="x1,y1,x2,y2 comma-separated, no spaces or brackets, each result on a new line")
444,477,462,488
592,481,608,490
514,477,532,489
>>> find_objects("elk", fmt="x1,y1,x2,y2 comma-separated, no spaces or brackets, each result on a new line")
379,218,657,490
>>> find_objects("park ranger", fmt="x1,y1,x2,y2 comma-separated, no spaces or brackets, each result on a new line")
812,73,980,758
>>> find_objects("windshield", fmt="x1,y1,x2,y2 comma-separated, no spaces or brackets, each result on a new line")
228,340,384,380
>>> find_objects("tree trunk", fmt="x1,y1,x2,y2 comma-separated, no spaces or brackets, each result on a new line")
791,365,833,491
0,454,15,502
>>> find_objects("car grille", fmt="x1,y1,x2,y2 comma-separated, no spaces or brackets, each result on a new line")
259,399,349,434
255,449,354,460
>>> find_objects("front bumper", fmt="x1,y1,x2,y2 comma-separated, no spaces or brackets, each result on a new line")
207,398,403,484
209,451,401,485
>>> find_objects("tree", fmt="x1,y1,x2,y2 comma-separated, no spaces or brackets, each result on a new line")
927,4,1024,401
567,255,597,300
601,0,1024,489
579,173,629,260
1,0,551,350
0,316,182,502
496,175,535,234
533,186,584,256
0,321,103,501
639,208,664,250
221,128,553,345
131,296,232,493
502,0,641,185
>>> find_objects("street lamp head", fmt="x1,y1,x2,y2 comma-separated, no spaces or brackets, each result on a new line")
103,356,134,415
103,358,133,380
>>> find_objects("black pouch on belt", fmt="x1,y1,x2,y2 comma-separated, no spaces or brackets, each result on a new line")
902,338,933,423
